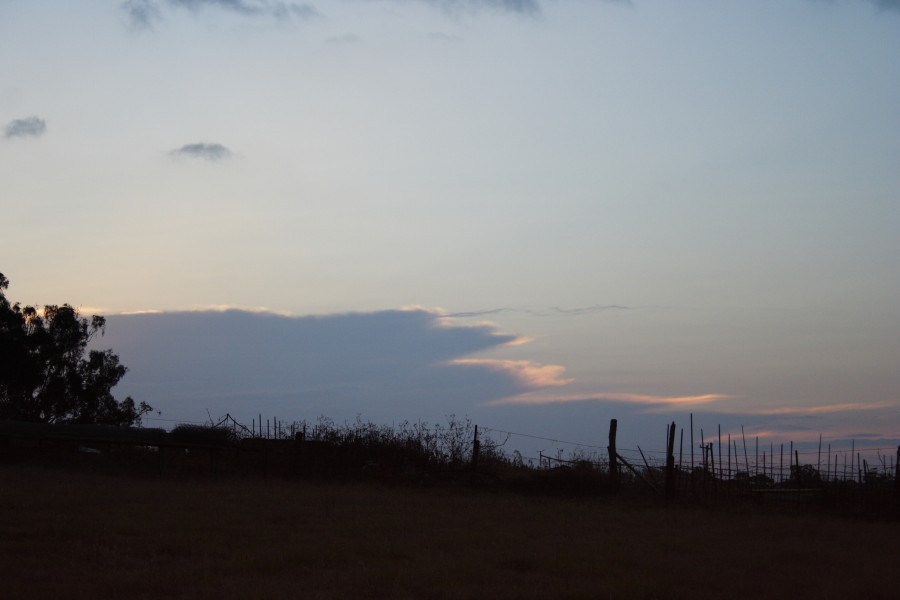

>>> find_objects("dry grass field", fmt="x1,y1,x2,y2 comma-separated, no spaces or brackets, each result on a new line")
1,463,898,599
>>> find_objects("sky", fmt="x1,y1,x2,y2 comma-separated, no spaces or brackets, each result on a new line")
2,0,899,465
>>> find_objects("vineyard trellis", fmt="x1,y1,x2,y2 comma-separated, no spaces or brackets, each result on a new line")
2,412,898,516
154,412,900,488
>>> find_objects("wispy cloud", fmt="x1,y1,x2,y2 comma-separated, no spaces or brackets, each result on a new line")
487,390,899,423
449,359,573,388
869,0,900,12
716,426,900,447
413,306,534,346
446,305,630,318
738,401,897,417
123,0,319,30
428,0,629,15
122,0,163,29
3,116,47,139
485,391,731,407
121,0,629,27
169,142,233,161
472,0,540,15
808,0,900,13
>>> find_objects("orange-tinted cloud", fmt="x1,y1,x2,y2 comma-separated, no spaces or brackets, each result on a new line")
449,359,573,388
485,391,731,407
404,306,531,346
737,401,896,417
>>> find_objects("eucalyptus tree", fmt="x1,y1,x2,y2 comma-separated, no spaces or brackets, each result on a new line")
0,272,151,426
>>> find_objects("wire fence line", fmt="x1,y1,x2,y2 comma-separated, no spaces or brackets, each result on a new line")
477,421,899,485
3,414,899,518
139,413,899,486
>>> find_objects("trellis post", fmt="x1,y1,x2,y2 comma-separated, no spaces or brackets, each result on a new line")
608,419,619,493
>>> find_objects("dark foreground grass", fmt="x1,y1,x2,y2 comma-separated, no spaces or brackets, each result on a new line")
1,464,898,599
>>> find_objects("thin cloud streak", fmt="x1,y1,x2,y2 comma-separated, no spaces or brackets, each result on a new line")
737,401,897,417
122,0,319,30
432,0,631,16
446,305,630,318
485,391,731,407
169,142,233,160
717,427,900,447
449,359,573,388
122,0,629,27
472,0,540,15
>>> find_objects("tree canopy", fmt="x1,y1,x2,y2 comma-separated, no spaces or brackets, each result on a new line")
0,272,151,426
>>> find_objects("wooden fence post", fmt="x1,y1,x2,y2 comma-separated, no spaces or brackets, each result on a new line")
608,419,619,493
471,425,480,473
689,413,694,477
665,421,676,500
817,434,822,474
894,446,900,506
717,425,722,481
780,444,784,484
742,426,749,475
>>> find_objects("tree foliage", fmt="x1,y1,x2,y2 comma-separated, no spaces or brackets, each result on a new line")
0,272,151,426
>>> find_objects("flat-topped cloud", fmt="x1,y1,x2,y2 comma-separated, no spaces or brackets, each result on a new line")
101,308,541,423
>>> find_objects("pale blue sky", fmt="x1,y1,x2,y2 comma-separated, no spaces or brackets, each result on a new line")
2,0,898,457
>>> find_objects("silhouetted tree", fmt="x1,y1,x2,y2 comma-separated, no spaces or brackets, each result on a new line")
0,272,151,426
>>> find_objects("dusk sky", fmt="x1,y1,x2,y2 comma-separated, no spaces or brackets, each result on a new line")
2,0,898,461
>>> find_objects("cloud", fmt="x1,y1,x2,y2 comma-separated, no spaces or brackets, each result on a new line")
475,0,540,15
734,401,897,417
486,391,730,407
446,305,630,318
175,0,264,14
715,426,899,448
169,142,233,160
449,359,573,388
870,0,900,11
275,2,319,19
453,0,630,14
122,0,163,29
171,0,541,18
122,0,319,29
809,0,900,13
122,0,598,26
100,308,543,423
94,307,899,456
3,116,47,139
172,0,319,18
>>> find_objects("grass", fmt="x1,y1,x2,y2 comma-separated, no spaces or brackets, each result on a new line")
1,463,898,599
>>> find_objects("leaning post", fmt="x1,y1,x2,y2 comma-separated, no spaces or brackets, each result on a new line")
608,419,620,493
471,425,481,473
665,421,677,500
894,445,900,509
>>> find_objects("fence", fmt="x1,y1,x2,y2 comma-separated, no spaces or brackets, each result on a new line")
2,414,898,516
